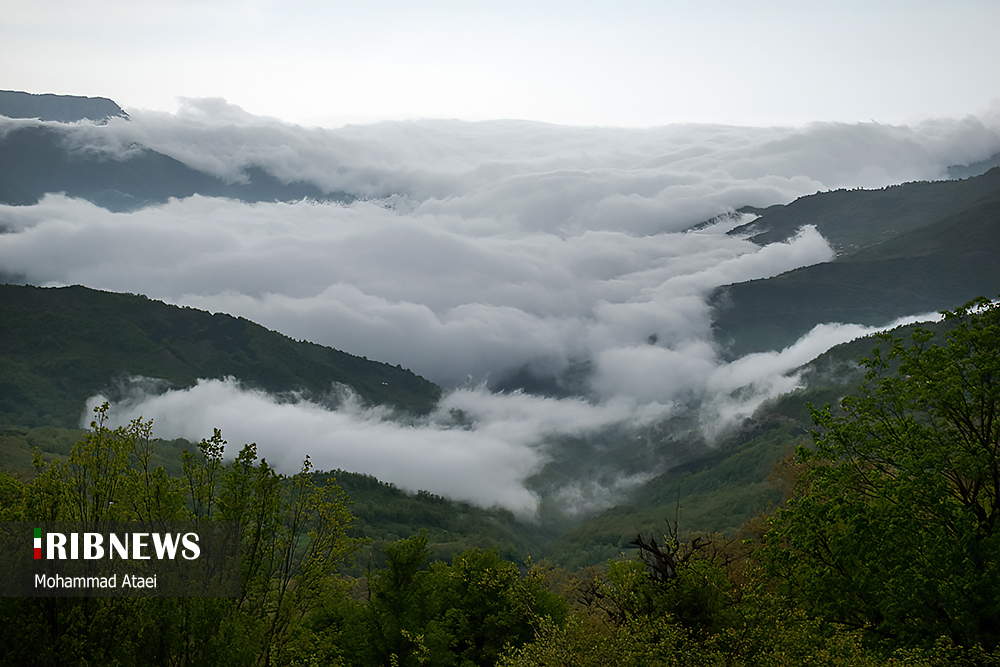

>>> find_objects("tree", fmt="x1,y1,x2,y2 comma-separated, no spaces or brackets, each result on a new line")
8,406,360,666
329,535,568,666
768,297,1000,650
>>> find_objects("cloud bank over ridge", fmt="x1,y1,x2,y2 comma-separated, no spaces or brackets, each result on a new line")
2,103,998,511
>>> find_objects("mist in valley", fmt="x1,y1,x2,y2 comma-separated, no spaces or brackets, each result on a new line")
1,103,998,514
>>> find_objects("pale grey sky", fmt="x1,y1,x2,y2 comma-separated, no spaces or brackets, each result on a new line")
2,0,998,127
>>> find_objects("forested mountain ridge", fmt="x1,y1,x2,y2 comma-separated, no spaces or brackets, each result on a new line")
4,88,1000,663
0,283,441,428
5,303,999,666
712,167,1000,356
729,166,1000,252
542,310,980,570
0,90,346,210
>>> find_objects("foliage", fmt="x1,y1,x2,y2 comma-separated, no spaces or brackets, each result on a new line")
504,546,1000,667
2,424,545,574
0,468,23,520
546,420,803,570
311,534,569,667
10,299,1000,664
0,283,441,428
768,297,1000,650
316,470,546,571
1,404,360,666
508,299,1000,664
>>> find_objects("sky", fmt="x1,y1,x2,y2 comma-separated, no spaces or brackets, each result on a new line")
2,0,1000,514
2,0,999,127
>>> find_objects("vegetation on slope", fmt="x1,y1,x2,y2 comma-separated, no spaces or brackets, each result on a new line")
0,284,441,428
548,308,981,572
712,167,1000,356
4,298,1000,665
731,167,1000,252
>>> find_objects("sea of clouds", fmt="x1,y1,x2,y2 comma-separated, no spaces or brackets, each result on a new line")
2,99,998,513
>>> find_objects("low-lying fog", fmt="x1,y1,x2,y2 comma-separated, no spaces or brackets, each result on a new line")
2,101,996,513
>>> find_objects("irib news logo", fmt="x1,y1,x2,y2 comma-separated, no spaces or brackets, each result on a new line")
2,521,240,598
32,528,201,561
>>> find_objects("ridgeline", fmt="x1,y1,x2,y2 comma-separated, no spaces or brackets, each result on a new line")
0,284,441,429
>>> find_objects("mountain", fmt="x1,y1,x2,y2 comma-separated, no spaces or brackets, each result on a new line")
728,169,1000,253
0,124,344,211
948,151,1000,179
0,283,541,566
0,90,128,123
711,167,1000,356
0,90,348,210
0,284,441,428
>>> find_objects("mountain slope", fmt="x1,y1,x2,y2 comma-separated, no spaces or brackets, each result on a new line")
0,90,127,123
730,167,1000,253
0,284,441,428
545,313,972,569
0,124,344,211
712,167,1000,356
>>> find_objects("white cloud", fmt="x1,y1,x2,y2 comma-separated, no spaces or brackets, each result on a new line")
698,313,945,440
89,379,665,516
2,108,995,512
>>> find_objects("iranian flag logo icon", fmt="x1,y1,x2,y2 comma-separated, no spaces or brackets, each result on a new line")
34,528,41,559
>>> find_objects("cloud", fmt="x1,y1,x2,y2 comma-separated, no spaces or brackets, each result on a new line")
31,104,1000,232
0,194,832,390
698,312,945,440
2,107,996,512
89,378,664,516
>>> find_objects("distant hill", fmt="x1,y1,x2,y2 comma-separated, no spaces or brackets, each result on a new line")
712,167,1000,356
0,284,441,428
0,90,128,123
728,168,1000,253
0,124,344,211
948,151,1000,179
0,89,348,210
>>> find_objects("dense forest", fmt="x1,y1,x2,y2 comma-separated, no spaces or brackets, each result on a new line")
711,167,1000,356
3,298,1000,665
0,284,442,428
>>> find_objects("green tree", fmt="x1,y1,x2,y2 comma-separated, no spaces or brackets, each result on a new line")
418,547,567,666
333,535,567,666
0,469,24,520
768,297,1000,650
5,405,360,667
182,437,361,666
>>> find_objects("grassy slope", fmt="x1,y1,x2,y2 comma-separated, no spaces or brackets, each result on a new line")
0,284,441,428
